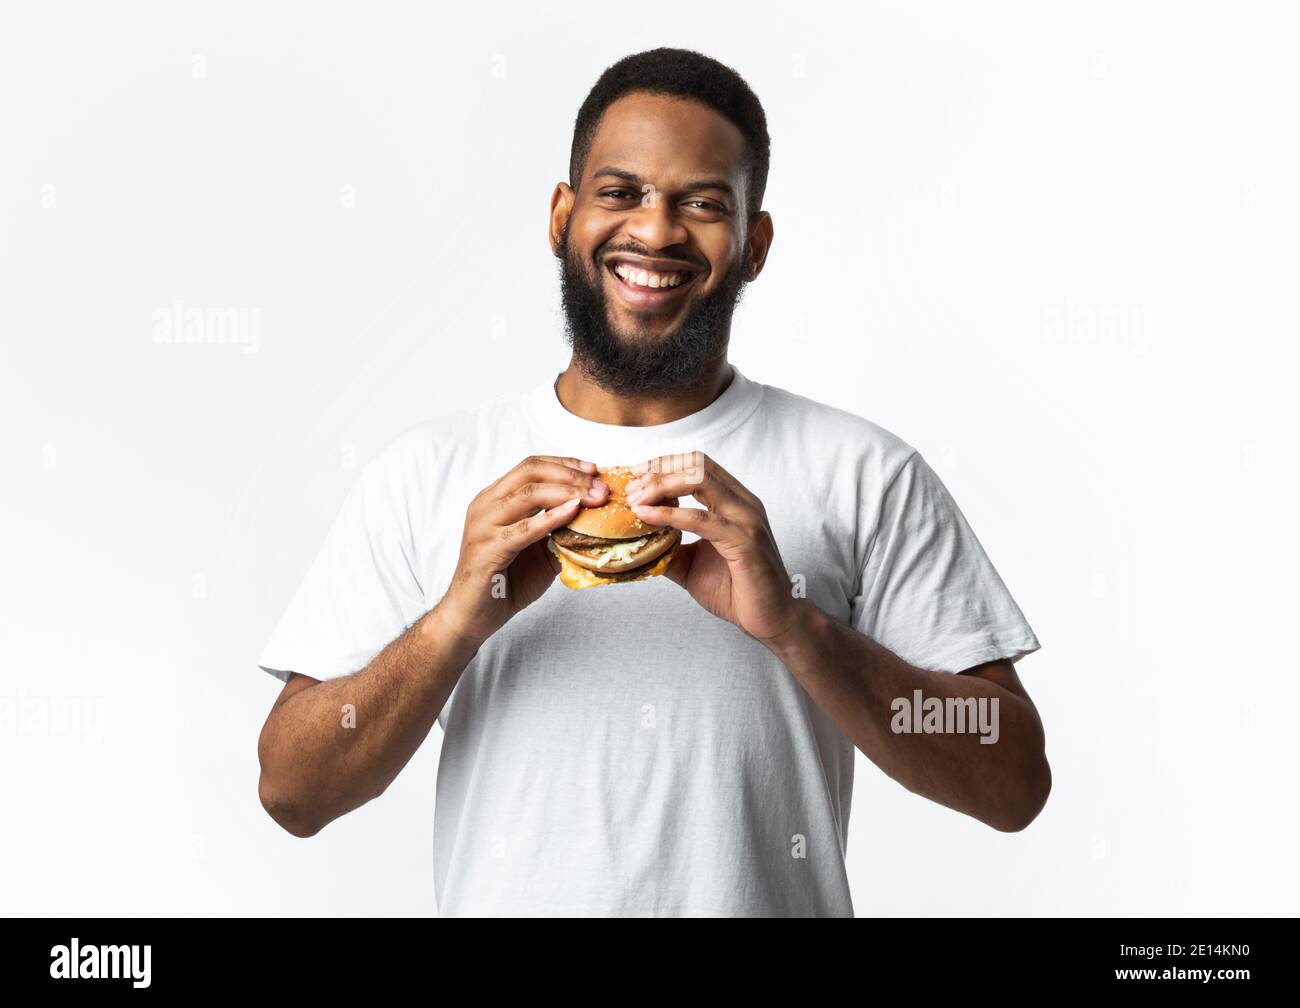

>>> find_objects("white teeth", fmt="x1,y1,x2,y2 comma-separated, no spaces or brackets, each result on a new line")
614,263,688,289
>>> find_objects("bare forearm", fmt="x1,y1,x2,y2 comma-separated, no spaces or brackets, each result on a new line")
257,603,479,836
763,601,1050,831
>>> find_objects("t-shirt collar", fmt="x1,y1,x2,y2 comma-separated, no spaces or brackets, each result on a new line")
520,362,763,462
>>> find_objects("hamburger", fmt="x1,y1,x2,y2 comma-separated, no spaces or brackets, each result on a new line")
547,465,682,590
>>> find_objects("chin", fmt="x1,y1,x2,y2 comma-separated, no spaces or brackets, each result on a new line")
607,315,678,340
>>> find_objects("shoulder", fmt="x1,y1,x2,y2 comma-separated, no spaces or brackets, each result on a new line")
339,389,526,539
366,386,526,478
750,377,918,479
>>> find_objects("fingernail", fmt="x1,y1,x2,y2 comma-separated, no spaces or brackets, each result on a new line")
563,497,580,508
591,479,607,494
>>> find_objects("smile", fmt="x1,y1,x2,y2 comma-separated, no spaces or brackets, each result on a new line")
605,259,700,310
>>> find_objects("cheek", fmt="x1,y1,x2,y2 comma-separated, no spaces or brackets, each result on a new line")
702,240,742,286
575,214,616,248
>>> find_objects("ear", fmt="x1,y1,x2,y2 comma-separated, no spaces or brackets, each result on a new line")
549,182,575,256
745,210,774,281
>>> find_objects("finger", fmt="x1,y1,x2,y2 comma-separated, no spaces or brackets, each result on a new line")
659,538,696,588
632,450,706,482
497,495,584,555
626,452,750,519
483,455,601,502
628,502,746,548
700,456,763,511
534,454,598,474
666,450,760,511
493,479,607,526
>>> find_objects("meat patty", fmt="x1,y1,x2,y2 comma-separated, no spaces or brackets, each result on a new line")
589,558,674,582
550,525,675,551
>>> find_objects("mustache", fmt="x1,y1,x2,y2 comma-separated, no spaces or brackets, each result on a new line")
600,248,706,274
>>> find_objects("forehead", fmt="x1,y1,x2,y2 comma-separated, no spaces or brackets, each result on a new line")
583,91,746,188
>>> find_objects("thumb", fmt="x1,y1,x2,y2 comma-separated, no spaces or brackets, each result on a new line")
661,539,698,588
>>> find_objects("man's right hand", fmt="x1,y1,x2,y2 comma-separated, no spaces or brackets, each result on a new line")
437,454,608,645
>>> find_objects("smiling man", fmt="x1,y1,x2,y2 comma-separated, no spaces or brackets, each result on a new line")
553,85,759,404
256,48,1049,917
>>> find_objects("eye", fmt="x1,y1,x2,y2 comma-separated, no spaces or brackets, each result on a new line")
682,199,730,219
601,189,636,200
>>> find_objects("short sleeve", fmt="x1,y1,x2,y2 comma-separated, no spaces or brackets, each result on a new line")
850,452,1041,674
257,443,429,684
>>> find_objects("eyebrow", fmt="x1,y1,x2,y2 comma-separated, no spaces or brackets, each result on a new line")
591,166,735,198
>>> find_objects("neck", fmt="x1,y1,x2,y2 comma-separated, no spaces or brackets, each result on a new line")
554,356,733,427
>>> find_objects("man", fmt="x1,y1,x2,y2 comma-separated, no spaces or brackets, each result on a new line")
256,47,1049,917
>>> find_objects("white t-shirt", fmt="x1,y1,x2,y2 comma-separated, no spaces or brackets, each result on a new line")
257,363,1041,916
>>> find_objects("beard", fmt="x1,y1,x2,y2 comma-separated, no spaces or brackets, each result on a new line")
556,227,750,397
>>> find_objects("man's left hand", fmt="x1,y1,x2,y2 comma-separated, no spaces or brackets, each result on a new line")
625,451,802,646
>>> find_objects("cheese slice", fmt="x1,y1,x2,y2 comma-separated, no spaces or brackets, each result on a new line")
548,536,678,590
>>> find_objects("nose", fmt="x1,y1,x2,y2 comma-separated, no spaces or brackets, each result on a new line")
623,189,690,252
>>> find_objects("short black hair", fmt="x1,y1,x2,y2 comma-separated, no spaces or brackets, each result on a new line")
568,47,771,218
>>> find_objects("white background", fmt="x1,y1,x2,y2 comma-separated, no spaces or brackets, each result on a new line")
2,0,1295,916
